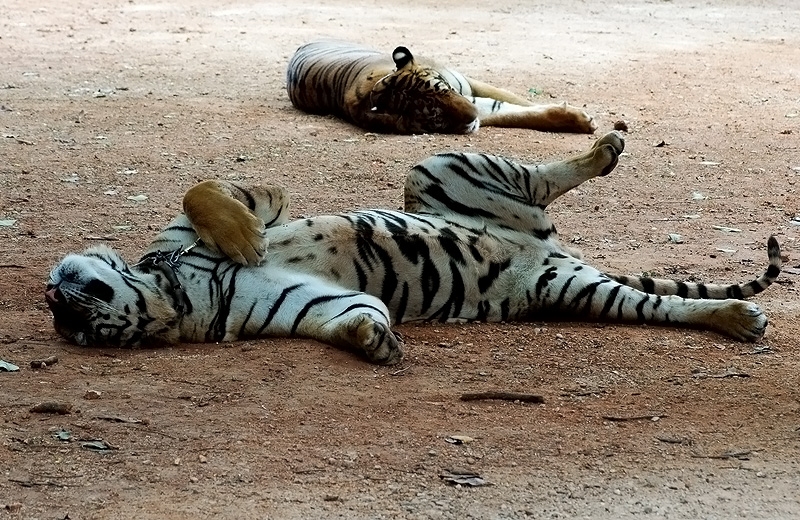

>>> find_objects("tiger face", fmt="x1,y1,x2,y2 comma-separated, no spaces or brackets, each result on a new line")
367,46,479,134
45,246,179,347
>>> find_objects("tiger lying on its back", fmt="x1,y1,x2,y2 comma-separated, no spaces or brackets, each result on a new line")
287,40,597,135
47,132,781,364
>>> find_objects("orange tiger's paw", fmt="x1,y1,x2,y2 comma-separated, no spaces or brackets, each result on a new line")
548,102,596,134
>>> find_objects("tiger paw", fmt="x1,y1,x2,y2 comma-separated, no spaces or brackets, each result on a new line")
716,301,768,342
354,314,404,365
184,181,268,265
197,211,268,266
591,131,625,176
551,102,597,134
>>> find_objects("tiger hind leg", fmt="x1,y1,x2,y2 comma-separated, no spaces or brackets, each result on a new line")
404,131,623,227
472,98,597,134
535,257,769,341
465,77,595,133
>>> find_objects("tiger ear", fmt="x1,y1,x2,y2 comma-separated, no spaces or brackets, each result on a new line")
392,46,414,70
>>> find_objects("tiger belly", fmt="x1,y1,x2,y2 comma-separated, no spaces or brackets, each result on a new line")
260,212,543,326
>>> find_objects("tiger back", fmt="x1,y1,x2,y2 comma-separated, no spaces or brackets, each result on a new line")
286,40,479,134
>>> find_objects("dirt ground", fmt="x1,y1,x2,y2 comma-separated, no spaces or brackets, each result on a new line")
2,0,799,518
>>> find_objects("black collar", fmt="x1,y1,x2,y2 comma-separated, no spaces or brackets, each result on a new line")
134,241,199,316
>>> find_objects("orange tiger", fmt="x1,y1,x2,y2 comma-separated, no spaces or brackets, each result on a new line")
286,40,597,135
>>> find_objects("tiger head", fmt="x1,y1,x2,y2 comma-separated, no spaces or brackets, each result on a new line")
45,245,180,347
369,46,479,134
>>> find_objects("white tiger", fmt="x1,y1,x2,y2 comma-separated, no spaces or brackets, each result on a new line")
46,132,780,364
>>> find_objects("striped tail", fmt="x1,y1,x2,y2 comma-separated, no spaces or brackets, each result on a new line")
607,236,781,299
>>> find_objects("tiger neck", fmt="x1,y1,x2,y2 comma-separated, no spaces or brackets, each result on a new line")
134,249,194,318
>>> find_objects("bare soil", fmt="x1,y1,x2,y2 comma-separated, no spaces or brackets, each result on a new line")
2,1,799,518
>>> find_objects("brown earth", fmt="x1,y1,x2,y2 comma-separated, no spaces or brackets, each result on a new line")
1,1,799,518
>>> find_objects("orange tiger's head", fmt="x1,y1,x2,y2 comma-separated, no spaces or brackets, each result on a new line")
369,46,479,134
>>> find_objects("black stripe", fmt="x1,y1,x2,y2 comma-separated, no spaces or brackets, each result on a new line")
231,183,257,211
616,297,625,320
290,294,359,335
478,259,511,293
422,184,498,221
726,284,744,299
476,300,490,321
256,284,303,335
599,284,622,318
264,204,285,227
238,300,259,338
551,275,575,309
430,260,465,322
438,228,466,265
354,261,368,292
766,264,780,278
328,302,389,323
635,296,648,321
500,298,510,321
535,266,558,299
395,282,410,324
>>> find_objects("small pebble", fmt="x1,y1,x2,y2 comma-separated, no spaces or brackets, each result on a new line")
84,390,102,400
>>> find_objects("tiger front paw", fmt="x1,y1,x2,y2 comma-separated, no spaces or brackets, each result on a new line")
354,315,404,365
198,213,268,266
184,181,268,265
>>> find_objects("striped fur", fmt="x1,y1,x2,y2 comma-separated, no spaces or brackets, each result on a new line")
286,40,597,135
46,132,780,364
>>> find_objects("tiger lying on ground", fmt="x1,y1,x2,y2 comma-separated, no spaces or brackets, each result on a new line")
286,40,597,135
46,132,780,364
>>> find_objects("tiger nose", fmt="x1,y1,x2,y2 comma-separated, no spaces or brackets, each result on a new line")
45,285,62,305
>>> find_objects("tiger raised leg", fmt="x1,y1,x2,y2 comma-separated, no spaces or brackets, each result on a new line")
183,180,290,265
404,131,624,226
403,131,778,341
